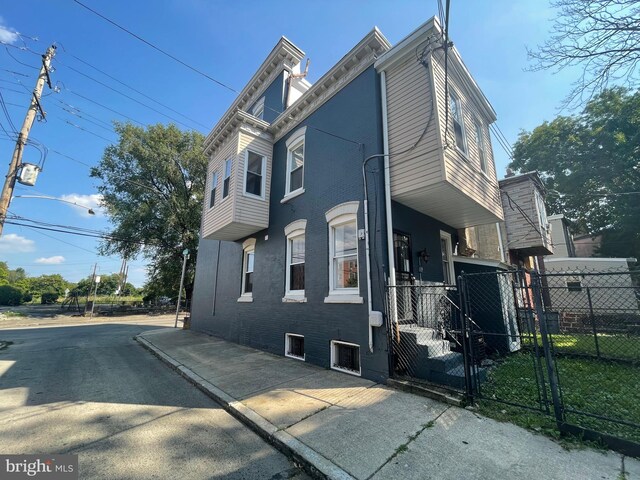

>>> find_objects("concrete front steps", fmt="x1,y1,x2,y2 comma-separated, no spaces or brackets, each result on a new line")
396,324,486,390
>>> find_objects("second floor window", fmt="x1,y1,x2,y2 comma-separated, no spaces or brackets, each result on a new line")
245,151,265,197
223,159,232,199
287,139,304,195
449,92,467,154
474,119,487,173
209,171,218,208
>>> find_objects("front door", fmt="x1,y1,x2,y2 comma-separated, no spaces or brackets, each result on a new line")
394,232,414,321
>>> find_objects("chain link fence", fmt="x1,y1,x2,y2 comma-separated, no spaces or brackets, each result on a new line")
460,267,640,453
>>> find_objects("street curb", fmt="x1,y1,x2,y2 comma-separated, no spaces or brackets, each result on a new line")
134,334,355,480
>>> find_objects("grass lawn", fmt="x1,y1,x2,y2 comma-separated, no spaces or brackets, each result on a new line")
478,352,640,445
0,310,26,318
522,333,640,362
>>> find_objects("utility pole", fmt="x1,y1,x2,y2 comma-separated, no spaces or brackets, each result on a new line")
174,249,189,328
0,44,56,237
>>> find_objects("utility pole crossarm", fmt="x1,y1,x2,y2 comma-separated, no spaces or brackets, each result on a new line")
0,44,56,237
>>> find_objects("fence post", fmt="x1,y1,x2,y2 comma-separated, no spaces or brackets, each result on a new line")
531,270,564,426
586,286,601,358
458,273,474,402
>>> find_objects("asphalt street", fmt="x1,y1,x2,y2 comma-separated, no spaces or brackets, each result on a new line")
0,318,308,479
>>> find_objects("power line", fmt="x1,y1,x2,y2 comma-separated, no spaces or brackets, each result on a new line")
58,50,209,129
59,117,116,143
56,59,204,131
73,0,238,94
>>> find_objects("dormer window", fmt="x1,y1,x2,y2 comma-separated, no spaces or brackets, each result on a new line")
251,97,265,120
449,92,467,154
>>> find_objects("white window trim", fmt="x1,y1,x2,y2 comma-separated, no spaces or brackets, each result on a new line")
449,90,468,155
324,202,362,303
285,333,305,361
284,126,307,198
330,340,361,376
222,158,233,200
242,150,267,200
534,189,549,233
239,238,256,302
251,97,265,120
440,231,455,286
284,220,307,301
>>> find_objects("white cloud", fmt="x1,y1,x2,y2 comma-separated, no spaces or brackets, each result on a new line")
59,193,104,217
34,255,65,265
0,17,19,44
0,233,35,253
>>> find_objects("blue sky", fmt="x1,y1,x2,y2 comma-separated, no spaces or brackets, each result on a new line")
0,0,577,287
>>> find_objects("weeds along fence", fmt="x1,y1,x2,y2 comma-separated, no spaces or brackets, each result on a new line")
460,267,640,455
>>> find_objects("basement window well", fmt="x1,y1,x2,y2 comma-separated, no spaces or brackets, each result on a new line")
284,333,304,361
331,341,361,376
285,334,305,360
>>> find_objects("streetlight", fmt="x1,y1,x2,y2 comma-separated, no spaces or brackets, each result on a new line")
12,194,96,215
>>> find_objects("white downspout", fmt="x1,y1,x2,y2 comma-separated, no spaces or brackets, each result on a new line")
381,71,397,324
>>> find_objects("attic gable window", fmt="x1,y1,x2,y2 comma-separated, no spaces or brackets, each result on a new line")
449,92,467,154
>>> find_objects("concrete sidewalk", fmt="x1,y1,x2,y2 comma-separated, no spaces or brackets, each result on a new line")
135,328,637,480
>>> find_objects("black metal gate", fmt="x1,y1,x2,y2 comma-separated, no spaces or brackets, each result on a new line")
386,268,640,455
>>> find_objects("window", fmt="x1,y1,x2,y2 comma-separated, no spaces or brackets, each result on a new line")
331,341,361,376
209,171,218,208
239,238,256,301
567,277,582,292
223,158,232,199
284,220,307,300
440,231,454,285
251,97,265,120
244,150,265,198
474,119,487,173
325,202,362,303
285,334,305,360
284,127,306,198
535,189,548,231
449,92,467,154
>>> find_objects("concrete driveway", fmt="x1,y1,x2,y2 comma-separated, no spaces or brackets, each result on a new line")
0,318,308,479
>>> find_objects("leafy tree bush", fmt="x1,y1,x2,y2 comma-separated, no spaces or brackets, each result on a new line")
41,291,59,304
0,285,24,306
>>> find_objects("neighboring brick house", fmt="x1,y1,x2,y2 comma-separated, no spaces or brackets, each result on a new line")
190,17,505,382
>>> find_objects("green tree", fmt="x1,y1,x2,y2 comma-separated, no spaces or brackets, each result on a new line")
511,87,640,259
27,274,70,298
91,123,206,301
0,262,8,285
8,267,26,284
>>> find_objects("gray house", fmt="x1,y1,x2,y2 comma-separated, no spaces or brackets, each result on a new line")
191,17,504,383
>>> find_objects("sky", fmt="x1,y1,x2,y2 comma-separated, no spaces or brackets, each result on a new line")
0,0,579,287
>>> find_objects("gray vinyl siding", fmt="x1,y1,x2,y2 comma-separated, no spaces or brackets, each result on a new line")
430,51,503,220
500,175,552,254
202,133,238,238
385,55,443,197
191,66,390,382
234,130,272,228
